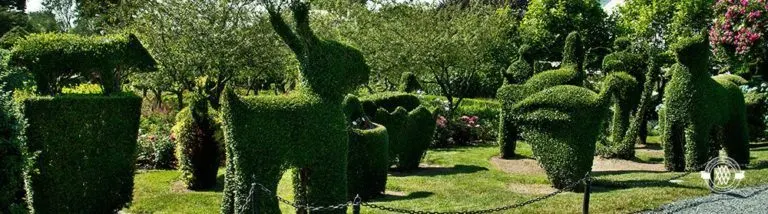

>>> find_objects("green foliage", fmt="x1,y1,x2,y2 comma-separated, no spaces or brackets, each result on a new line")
519,0,609,61
503,45,534,84
745,92,767,141
661,35,750,171
398,72,422,93
172,96,220,190
0,26,27,49
512,72,637,189
0,89,25,214
347,124,389,199
374,107,409,164
497,32,585,159
361,92,422,118
22,94,141,213
8,33,157,95
398,106,436,170
221,2,370,213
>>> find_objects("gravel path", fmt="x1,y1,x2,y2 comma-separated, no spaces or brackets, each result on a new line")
643,184,768,213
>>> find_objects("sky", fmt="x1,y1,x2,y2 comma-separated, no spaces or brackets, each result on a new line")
25,0,625,13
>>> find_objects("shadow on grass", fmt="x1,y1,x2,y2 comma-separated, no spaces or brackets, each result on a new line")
592,170,670,177
632,157,665,164
636,143,663,150
370,191,434,202
389,165,488,177
748,160,768,170
589,177,699,193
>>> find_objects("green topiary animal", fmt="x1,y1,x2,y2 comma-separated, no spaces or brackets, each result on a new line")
661,34,750,172
513,72,638,189
497,32,585,159
172,95,220,190
398,72,422,93
8,33,157,95
342,95,389,199
219,2,370,213
502,45,534,85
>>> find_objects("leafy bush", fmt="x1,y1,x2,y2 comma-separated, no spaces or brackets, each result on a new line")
8,33,157,95
661,35,750,171
497,32,585,159
22,94,141,213
398,72,422,93
374,107,409,164
710,0,767,77
512,72,637,189
361,92,421,118
172,96,220,190
398,106,435,170
0,89,25,214
136,131,176,169
343,94,389,199
745,92,767,141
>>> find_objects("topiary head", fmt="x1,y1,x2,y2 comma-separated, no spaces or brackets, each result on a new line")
672,34,709,70
561,32,584,68
125,34,158,72
518,44,534,64
301,40,370,99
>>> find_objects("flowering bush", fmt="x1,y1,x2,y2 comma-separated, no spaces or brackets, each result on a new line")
710,0,768,76
136,129,176,169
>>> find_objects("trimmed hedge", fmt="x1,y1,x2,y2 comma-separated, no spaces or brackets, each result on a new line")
221,2,370,213
361,92,421,118
512,72,637,189
497,32,585,159
398,72,422,93
347,124,389,199
172,96,220,190
0,89,24,214
661,35,750,171
745,92,767,141
374,107,409,164
398,106,436,170
22,94,141,213
8,33,157,95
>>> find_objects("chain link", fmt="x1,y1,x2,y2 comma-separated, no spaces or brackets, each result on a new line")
253,183,352,211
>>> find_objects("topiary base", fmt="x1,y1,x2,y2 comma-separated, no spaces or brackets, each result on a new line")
347,124,389,199
23,94,141,213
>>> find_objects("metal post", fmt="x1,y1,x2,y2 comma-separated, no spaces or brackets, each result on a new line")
583,172,591,214
353,195,362,214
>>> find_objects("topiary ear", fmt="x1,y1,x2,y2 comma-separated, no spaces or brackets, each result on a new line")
561,31,584,67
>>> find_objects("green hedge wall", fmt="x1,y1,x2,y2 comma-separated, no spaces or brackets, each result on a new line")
512,72,637,189
347,124,389,199
22,94,141,213
361,92,421,118
398,106,436,170
172,96,220,190
0,90,25,214
8,33,157,95
497,32,586,159
661,35,750,171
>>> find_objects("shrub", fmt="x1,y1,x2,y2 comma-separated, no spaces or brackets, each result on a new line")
343,94,390,199
8,33,157,95
398,106,435,170
513,72,637,189
136,132,176,169
347,124,389,199
0,89,25,213
497,32,585,159
373,107,409,164
661,35,750,171
172,96,220,190
398,72,422,93
22,94,141,213
745,92,767,141
361,92,421,118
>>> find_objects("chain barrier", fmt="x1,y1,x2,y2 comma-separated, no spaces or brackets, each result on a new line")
252,183,352,212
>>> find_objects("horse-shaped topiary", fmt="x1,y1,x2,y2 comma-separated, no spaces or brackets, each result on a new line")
660,34,750,172
220,2,370,214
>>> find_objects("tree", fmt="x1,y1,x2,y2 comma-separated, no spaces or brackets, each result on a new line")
27,11,63,33
614,0,677,47
0,0,26,37
519,0,610,61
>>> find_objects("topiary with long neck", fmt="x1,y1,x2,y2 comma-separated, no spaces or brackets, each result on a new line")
220,2,370,213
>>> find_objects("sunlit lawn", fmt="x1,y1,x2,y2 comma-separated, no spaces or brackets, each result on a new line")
126,138,768,213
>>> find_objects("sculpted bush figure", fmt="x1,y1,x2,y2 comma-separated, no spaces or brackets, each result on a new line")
220,2,370,213
661,35,750,171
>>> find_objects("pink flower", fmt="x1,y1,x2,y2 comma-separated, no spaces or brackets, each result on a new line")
436,116,447,128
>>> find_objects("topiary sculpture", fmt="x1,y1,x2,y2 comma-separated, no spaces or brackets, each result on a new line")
512,72,638,189
599,37,648,159
502,45,534,85
219,2,370,213
172,95,220,190
497,32,585,159
342,95,389,200
8,33,157,95
398,72,422,93
661,34,750,172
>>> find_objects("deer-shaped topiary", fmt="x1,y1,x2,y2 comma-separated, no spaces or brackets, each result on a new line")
660,34,749,172
220,2,370,214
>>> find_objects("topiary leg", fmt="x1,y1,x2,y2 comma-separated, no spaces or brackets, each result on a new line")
305,156,348,214
723,117,750,165
499,111,518,159
684,125,710,171
663,123,686,172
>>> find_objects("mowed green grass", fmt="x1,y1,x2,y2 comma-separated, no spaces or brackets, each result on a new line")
126,139,768,214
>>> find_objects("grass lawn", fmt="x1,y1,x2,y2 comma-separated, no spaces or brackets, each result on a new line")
126,138,768,213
